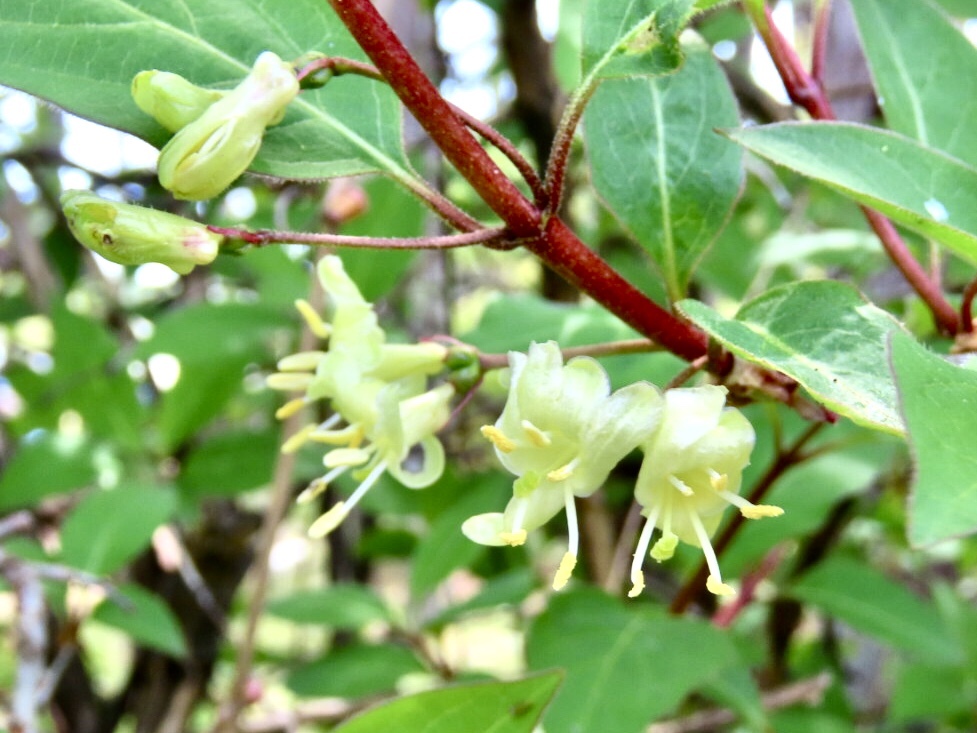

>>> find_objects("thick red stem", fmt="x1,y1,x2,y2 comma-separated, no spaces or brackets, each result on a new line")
530,218,709,361
326,0,539,236
325,0,712,362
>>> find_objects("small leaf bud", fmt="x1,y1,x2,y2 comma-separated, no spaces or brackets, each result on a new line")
60,190,223,275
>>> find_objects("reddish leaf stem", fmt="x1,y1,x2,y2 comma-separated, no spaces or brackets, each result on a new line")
208,225,511,250
810,0,832,91
751,3,959,334
961,275,977,333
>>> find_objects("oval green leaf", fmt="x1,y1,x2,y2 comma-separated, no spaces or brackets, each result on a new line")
726,122,977,265
679,281,905,434
585,37,742,300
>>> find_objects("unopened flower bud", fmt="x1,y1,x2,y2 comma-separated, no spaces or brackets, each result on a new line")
132,70,225,133
157,51,299,201
60,190,222,274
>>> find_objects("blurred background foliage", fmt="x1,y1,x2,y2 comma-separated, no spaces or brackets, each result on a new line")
2,1,977,732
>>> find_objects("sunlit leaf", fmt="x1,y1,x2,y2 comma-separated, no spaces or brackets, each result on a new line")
679,281,905,434
726,122,977,265
851,0,977,167
585,37,742,300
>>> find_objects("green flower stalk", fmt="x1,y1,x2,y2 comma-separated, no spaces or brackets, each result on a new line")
630,385,781,598
266,255,453,538
462,341,662,590
60,190,222,274
154,51,299,200
132,70,226,133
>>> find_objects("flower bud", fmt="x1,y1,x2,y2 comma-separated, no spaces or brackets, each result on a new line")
60,190,222,274
157,51,299,201
132,71,225,133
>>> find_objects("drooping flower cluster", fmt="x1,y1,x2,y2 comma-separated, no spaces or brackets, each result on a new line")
267,255,454,538
462,342,662,589
464,344,782,595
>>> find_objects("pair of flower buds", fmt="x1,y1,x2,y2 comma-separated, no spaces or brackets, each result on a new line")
60,51,300,274
269,256,783,598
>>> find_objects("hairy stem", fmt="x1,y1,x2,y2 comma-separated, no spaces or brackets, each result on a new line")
208,225,511,250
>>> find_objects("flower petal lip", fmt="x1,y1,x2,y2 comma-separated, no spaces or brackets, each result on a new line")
155,51,299,200
132,70,226,133
60,190,222,275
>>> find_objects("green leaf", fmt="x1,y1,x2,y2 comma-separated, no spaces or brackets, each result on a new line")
850,0,977,168
60,484,177,575
333,671,563,733
526,589,737,733
135,303,289,449
0,0,411,181
790,556,961,665
286,643,425,698
585,37,742,300
888,662,975,724
410,475,510,598
582,0,695,80
890,330,977,547
91,583,187,658
0,433,98,511
679,281,905,434
427,569,536,629
179,429,278,499
726,122,977,265
266,584,391,629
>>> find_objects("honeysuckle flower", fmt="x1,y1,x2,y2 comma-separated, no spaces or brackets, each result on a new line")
462,341,663,590
266,255,453,538
156,51,299,200
132,70,226,133
629,385,781,598
60,190,222,274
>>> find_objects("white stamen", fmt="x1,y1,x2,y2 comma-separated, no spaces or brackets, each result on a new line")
668,474,694,496
686,506,733,596
521,419,552,447
297,465,349,504
564,486,579,558
628,504,661,597
342,460,388,514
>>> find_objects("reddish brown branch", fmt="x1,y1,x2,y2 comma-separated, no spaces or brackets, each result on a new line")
208,225,512,250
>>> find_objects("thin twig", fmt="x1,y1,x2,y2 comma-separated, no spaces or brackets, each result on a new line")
208,225,512,250
603,500,645,595
543,82,598,215
477,338,660,371
810,0,832,90
711,545,787,628
646,672,833,733
212,258,327,733
664,355,709,390
960,275,977,334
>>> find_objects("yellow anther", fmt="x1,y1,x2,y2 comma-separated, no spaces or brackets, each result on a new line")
547,462,575,482
275,397,306,420
627,571,645,598
308,502,347,538
741,504,784,519
266,372,314,391
521,420,551,448
668,475,694,496
295,299,331,339
706,575,735,596
310,424,364,447
709,469,728,490
277,350,326,372
323,447,371,468
281,424,316,454
481,425,516,453
499,529,528,547
552,551,577,591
